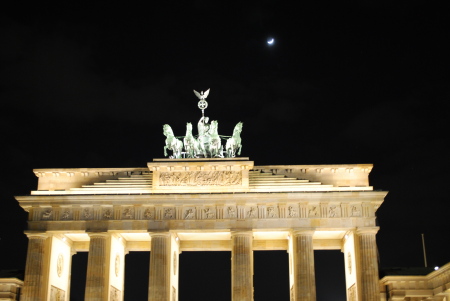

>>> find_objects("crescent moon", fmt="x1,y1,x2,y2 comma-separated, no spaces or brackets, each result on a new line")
267,38,274,45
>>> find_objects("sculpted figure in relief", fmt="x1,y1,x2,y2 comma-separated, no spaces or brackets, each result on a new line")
204,208,215,219
228,207,236,218
184,209,194,219
267,207,276,218
123,208,133,219
144,209,153,219
83,208,91,219
288,206,297,217
328,206,337,217
247,207,256,218
42,209,52,220
351,206,361,217
61,210,70,220
309,206,318,217
103,209,112,219
164,208,173,218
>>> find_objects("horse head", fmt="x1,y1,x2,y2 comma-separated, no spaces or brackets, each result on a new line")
163,124,173,137
234,122,243,134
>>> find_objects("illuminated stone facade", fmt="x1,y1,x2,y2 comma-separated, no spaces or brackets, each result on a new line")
15,158,388,301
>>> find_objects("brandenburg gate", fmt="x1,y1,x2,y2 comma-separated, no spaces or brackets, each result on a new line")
16,159,386,300
15,90,387,300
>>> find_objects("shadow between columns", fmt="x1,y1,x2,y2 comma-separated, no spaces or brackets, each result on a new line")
179,251,231,301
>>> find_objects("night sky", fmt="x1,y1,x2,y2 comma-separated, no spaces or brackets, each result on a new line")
1,2,449,300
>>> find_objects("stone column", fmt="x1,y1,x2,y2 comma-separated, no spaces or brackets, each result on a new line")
231,231,253,301
291,229,316,301
85,233,110,301
148,233,171,301
356,228,380,301
22,233,48,301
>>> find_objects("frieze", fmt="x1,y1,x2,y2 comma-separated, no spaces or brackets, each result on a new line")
159,171,242,186
29,203,380,221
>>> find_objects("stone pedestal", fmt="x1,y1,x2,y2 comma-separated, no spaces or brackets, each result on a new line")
356,228,380,301
22,234,48,301
291,229,316,301
85,233,110,301
231,231,253,301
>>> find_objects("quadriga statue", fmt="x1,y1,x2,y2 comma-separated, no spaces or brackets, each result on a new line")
163,124,183,159
225,122,243,158
183,122,200,158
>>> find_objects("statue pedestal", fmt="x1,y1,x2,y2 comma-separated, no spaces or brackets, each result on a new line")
148,158,253,193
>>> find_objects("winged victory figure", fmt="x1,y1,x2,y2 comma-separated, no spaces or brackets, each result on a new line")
193,89,210,100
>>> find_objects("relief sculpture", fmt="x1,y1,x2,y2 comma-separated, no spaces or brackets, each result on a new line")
184,209,194,219
50,286,65,301
159,171,242,186
42,209,52,220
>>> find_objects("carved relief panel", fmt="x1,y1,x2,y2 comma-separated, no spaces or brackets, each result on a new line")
60,208,72,220
143,207,154,219
159,171,242,186
308,205,320,218
347,284,356,301
110,286,121,301
50,286,65,301
122,207,134,219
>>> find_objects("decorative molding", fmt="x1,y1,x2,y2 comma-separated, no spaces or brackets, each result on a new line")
159,171,242,186
56,254,64,277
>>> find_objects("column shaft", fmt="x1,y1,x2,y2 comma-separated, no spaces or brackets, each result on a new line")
231,231,253,301
357,229,380,301
292,230,316,301
85,233,109,301
148,233,171,301
22,234,48,301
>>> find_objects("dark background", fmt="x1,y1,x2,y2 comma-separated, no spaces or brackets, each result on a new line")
1,2,449,300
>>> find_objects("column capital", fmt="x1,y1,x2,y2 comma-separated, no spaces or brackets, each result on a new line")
148,231,171,239
291,228,315,236
230,230,253,238
25,232,48,239
86,232,110,239
356,227,379,235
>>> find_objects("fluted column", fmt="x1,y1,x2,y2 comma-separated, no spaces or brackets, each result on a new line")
22,233,48,301
292,229,316,301
148,233,171,301
85,233,110,301
231,231,253,301
356,228,380,301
